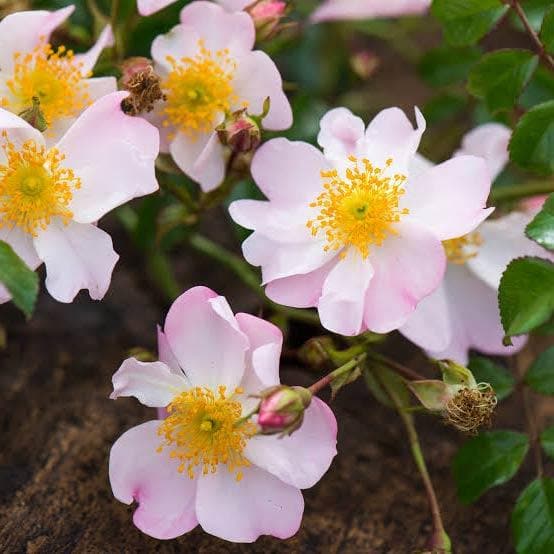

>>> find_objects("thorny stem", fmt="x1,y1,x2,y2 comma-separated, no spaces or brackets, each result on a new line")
379,373,451,553
187,233,321,326
503,0,554,72
308,353,367,395
514,356,544,478
489,181,554,203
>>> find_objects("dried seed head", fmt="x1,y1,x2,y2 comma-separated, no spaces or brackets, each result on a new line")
120,57,165,116
443,383,497,435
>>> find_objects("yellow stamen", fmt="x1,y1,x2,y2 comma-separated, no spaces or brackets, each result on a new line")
0,132,81,236
162,39,242,136
157,385,257,481
3,41,91,127
443,232,483,264
307,156,408,258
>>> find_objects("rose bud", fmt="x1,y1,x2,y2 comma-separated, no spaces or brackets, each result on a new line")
257,385,313,436
247,0,289,42
217,108,262,153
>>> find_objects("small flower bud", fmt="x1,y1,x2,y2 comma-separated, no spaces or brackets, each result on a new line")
298,336,335,369
350,51,380,80
19,97,47,132
216,108,262,153
247,0,289,42
120,57,165,116
257,385,312,436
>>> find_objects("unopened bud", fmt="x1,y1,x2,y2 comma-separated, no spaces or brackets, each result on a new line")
257,385,312,436
217,108,261,153
247,0,289,41
350,50,380,80
120,57,165,116
298,336,335,369
19,97,47,132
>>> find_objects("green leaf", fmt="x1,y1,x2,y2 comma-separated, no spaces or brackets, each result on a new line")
0,240,39,317
525,345,554,394
512,478,554,554
499,257,554,338
526,193,554,250
423,93,467,125
510,100,554,175
540,6,554,55
540,426,554,459
419,46,482,87
468,356,515,401
453,430,529,504
468,49,538,112
432,0,509,46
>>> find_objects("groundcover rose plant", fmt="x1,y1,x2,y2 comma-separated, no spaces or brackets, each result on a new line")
2,1,554,552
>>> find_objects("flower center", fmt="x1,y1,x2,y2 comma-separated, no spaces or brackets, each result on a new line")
0,133,81,235
307,156,408,258
162,40,241,136
443,232,483,264
3,42,91,127
157,385,257,481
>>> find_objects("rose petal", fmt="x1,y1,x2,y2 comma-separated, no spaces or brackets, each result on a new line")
0,107,46,153
195,464,303,542
58,92,159,224
311,0,430,23
244,397,337,489
109,420,198,540
317,107,365,162
110,358,188,407
164,286,248,390
138,0,176,16
33,219,118,303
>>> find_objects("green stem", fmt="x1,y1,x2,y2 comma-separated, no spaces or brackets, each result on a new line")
188,234,321,326
110,0,123,63
146,248,181,302
489,181,554,203
378,372,451,553
308,353,367,395
157,172,197,214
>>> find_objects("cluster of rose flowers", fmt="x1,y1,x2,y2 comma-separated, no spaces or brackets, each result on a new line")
0,0,551,544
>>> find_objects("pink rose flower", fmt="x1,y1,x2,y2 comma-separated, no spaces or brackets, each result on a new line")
109,286,337,542
400,124,554,364
0,92,159,304
0,6,116,143
147,1,292,191
311,0,431,23
229,107,493,336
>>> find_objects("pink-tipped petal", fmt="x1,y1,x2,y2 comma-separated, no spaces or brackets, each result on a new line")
399,281,453,353
138,0,177,16
58,92,159,224
455,123,511,182
363,107,426,172
430,265,527,363
245,397,337,489
233,51,292,131
251,138,330,205
0,6,75,72
318,107,365,162
195,464,303,542
180,1,255,54
403,155,493,241
170,131,225,192
110,358,188,407
311,0,430,23
235,312,282,388
74,25,114,75
467,211,554,290
109,421,198,540
33,220,118,303
164,286,248,390
364,221,446,333
318,249,374,336
265,259,335,308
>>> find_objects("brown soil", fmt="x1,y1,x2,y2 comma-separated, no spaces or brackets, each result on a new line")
1,216,551,554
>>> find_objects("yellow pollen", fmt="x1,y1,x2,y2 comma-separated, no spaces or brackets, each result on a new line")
157,385,257,481
3,41,91,127
306,156,408,258
0,132,81,236
162,40,242,136
443,232,483,264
